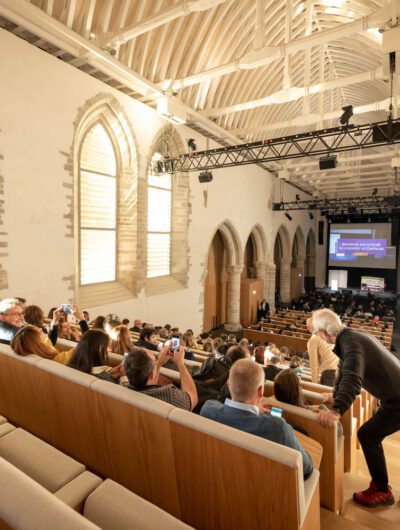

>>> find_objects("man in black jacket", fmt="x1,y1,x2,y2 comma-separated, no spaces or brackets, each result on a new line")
312,308,400,508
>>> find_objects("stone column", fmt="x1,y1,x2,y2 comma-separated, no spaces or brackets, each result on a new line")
254,261,266,285
225,265,243,331
280,259,292,303
264,262,276,313
297,254,306,294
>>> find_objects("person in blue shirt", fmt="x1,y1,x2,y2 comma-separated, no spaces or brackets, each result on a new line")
200,358,313,479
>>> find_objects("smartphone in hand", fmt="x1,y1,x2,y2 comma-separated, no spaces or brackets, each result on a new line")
171,334,180,353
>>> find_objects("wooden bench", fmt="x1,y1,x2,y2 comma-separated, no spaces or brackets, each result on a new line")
0,345,321,530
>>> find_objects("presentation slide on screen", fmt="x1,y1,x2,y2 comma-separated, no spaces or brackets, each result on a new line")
329,223,396,269
361,276,385,292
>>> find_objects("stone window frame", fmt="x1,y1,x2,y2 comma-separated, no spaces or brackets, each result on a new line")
72,95,139,308
138,124,190,297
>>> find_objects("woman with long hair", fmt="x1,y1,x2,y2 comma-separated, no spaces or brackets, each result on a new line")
92,315,106,330
10,325,73,364
24,304,56,347
109,325,132,355
68,329,120,383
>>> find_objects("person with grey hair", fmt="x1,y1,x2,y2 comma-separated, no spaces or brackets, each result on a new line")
0,298,24,344
306,317,338,386
312,308,400,507
200,359,313,479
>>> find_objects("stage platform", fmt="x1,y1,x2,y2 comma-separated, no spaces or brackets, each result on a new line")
316,287,398,300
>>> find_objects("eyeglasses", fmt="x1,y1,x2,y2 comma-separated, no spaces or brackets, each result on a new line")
7,311,24,317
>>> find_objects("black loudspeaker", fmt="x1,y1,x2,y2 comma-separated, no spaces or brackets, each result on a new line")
391,218,399,247
372,122,400,143
318,220,324,245
319,156,337,170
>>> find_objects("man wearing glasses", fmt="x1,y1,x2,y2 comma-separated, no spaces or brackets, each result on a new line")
0,298,24,344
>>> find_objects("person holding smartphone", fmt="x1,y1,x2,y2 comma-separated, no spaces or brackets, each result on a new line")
124,343,198,411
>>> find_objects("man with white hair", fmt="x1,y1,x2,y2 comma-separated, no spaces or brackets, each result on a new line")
312,308,400,507
0,298,24,344
200,359,313,479
306,317,338,386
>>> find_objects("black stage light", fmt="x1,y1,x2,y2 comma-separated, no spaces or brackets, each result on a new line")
296,194,300,201
372,188,378,195
340,105,353,125
308,211,314,220
198,171,213,183
319,155,337,170
285,213,292,221
188,138,197,152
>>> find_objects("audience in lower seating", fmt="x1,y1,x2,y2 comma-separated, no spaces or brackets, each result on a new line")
289,356,305,375
134,327,160,352
0,298,24,344
109,325,133,355
68,330,120,383
264,355,282,381
124,344,198,411
200,359,313,479
10,325,73,364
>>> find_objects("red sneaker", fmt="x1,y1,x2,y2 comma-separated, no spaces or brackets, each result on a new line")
353,481,395,507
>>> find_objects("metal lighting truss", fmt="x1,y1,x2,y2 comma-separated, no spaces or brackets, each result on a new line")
157,118,400,173
272,195,400,213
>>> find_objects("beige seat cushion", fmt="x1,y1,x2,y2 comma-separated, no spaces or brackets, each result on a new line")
0,415,6,425
84,479,193,529
55,471,102,508
0,422,16,438
0,428,85,492
0,457,100,530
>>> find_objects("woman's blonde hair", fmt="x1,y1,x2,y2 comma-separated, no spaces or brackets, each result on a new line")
110,325,132,355
11,325,56,360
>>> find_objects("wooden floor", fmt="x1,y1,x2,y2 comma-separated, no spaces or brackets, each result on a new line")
321,430,400,529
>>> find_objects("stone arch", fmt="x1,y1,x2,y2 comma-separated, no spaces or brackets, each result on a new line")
248,223,268,264
141,124,190,295
290,226,307,298
71,94,139,307
274,224,291,262
292,225,306,266
202,220,243,332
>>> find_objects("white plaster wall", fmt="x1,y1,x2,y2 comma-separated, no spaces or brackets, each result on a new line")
0,29,313,331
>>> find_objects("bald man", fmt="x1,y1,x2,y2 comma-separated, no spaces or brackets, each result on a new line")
200,359,313,479
306,317,338,386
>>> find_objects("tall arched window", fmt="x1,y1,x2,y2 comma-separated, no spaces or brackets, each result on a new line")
79,122,117,285
147,152,171,278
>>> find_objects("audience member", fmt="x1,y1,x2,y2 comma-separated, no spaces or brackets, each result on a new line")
15,297,27,311
10,325,72,364
264,356,282,381
0,298,24,344
202,340,214,354
129,319,142,333
134,327,159,351
306,317,338,386
83,311,90,322
124,344,198,411
122,318,130,326
200,359,313,479
68,330,119,383
24,304,55,347
92,315,106,330
289,356,305,375
110,325,132,355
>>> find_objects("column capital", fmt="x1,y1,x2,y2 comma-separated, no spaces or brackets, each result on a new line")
254,261,266,268
226,265,243,275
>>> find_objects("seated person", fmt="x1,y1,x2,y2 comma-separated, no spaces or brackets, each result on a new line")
109,325,133,355
274,369,343,437
0,298,24,344
264,355,282,381
68,329,120,383
129,319,142,333
134,327,160,352
10,325,73,364
289,356,305,374
201,359,313,479
24,304,55,347
50,305,89,344
124,344,198,411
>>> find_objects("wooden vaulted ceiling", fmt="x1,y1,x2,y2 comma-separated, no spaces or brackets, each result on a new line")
1,0,399,198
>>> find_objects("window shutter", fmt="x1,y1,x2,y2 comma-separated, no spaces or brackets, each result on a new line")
147,153,172,278
79,123,117,285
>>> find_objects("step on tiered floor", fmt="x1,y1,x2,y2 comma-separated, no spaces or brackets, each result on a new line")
321,430,400,529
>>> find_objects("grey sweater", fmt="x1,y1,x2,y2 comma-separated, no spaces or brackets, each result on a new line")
333,328,400,415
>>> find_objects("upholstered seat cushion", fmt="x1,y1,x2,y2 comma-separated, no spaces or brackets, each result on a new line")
0,457,100,530
0,415,6,425
0,422,16,438
0,428,85,493
84,479,193,529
